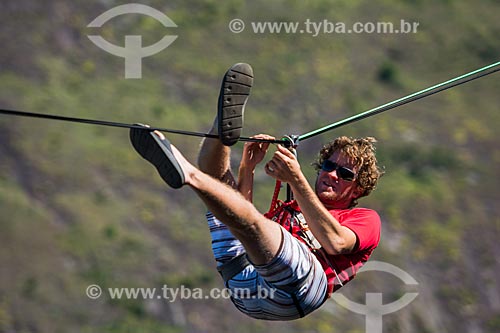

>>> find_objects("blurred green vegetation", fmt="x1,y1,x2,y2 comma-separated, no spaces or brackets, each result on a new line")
0,0,499,332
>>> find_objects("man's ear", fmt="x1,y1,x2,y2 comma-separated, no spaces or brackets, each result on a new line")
352,185,363,199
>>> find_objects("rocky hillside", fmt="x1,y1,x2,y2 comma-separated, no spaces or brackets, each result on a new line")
0,1,499,332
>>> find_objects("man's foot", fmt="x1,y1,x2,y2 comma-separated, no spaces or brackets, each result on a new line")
130,124,186,189
218,63,254,146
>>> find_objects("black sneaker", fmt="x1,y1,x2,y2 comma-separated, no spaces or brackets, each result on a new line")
130,124,185,189
217,63,254,146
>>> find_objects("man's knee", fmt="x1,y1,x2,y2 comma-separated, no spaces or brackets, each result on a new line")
220,170,237,188
230,215,280,239
197,143,235,184
229,219,284,265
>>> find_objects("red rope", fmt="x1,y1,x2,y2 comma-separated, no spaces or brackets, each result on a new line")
264,180,282,218
264,180,301,224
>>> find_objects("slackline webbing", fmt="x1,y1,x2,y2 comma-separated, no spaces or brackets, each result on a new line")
298,61,500,141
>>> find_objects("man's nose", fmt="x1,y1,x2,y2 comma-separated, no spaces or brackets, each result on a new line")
328,169,339,180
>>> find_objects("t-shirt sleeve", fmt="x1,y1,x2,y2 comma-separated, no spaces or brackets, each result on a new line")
336,208,381,252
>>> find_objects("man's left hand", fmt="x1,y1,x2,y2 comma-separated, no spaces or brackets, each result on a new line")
265,144,302,183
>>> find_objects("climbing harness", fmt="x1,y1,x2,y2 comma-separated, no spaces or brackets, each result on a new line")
263,136,345,295
264,180,345,295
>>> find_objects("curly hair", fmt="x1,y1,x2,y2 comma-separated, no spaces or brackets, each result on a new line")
313,136,384,207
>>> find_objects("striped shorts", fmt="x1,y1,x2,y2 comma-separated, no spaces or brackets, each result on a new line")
207,212,328,320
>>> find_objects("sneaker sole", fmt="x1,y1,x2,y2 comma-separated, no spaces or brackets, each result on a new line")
217,63,254,146
130,125,185,189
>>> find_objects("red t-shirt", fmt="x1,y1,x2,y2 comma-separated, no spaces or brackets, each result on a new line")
322,208,381,294
270,203,381,296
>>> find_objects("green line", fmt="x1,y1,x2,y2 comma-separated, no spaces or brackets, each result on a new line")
298,61,500,141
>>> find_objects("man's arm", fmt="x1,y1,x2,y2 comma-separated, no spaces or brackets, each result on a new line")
289,172,357,254
238,163,255,202
265,145,357,255
237,134,275,202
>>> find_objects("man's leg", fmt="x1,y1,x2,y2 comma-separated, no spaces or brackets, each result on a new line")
196,62,259,266
130,129,328,319
131,127,282,265
198,62,253,187
176,136,283,265
197,118,235,187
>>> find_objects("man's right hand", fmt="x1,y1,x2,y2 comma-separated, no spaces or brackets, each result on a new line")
240,134,276,170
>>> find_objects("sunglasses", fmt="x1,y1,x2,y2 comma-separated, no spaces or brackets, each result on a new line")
321,160,356,181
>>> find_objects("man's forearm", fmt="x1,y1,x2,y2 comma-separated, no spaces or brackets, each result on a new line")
237,164,255,202
289,174,356,254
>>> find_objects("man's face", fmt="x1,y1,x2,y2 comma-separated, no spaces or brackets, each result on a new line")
315,150,360,209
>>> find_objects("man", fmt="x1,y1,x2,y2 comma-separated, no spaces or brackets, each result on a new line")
130,63,383,320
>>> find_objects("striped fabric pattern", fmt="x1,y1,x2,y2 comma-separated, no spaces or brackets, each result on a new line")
206,212,328,320
207,212,246,265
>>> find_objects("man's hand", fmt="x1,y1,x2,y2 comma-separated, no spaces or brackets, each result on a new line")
265,144,302,183
266,145,358,255
238,134,275,202
240,134,275,170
